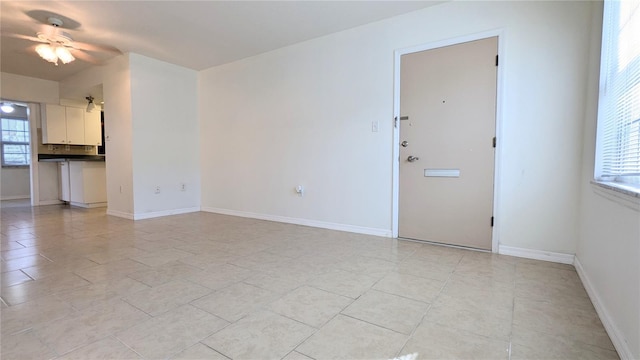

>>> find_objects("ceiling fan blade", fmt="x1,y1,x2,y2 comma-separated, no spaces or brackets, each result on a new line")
70,41,121,55
18,44,40,55
70,49,103,65
2,33,47,43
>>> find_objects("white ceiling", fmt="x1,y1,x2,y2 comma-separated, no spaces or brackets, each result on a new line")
1,1,443,82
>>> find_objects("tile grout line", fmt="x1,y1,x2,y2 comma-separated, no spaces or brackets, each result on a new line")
1,206,616,359
289,265,386,359
391,252,462,358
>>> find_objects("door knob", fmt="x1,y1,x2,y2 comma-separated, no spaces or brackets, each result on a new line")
407,156,419,162
401,141,409,147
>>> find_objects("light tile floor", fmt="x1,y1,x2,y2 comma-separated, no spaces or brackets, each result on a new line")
0,202,619,359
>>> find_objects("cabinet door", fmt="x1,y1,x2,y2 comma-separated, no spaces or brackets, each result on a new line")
42,104,67,144
65,107,85,145
69,161,85,203
84,111,102,146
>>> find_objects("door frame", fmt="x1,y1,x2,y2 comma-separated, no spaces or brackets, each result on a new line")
27,103,40,206
392,30,505,253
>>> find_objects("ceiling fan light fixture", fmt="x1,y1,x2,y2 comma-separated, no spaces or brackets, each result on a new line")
35,44,58,64
1,103,15,113
56,46,75,64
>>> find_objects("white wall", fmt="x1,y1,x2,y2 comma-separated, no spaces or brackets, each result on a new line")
575,3,640,359
129,53,200,218
577,190,640,360
199,1,593,249
60,54,200,219
1,168,30,200
1,72,59,104
60,55,135,216
102,55,135,217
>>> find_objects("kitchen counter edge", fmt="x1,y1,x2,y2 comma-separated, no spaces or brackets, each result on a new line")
38,154,106,162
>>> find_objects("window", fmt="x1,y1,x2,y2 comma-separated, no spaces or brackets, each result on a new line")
595,0,640,191
1,116,30,167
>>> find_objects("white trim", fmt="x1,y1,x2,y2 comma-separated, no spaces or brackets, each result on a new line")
498,245,575,264
133,207,200,220
106,209,135,220
574,257,634,360
492,30,507,254
591,181,640,212
392,29,506,254
38,199,63,206
107,207,201,220
69,201,107,208
392,47,401,239
28,103,39,207
202,207,393,238
1,195,30,200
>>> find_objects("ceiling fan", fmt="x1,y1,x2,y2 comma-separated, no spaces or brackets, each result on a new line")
5,16,120,66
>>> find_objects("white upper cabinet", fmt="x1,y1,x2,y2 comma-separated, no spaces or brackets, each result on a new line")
42,104,67,144
84,110,102,146
65,107,85,145
42,104,101,146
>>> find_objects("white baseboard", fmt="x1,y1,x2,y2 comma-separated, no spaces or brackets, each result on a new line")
498,245,575,264
70,202,107,208
133,207,200,220
107,207,200,220
106,209,135,220
201,207,393,238
38,199,64,206
1,195,30,201
574,257,634,360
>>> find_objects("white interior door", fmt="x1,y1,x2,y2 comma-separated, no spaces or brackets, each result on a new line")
398,37,498,250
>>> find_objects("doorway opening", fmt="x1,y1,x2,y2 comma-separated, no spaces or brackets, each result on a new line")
0,101,32,207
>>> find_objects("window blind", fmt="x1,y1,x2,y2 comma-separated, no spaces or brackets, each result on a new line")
1,117,30,166
596,0,640,184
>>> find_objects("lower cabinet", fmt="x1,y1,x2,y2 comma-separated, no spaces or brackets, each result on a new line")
58,161,107,207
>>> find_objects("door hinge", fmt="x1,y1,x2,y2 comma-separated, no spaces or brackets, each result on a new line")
493,137,496,148
495,55,499,66
491,216,494,227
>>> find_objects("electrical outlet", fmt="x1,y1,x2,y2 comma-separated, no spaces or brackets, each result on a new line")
154,186,161,194
180,183,186,191
48,144,53,150
65,145,70,151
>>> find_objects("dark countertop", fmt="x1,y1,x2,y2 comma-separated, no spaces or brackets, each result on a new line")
38,154,106,162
